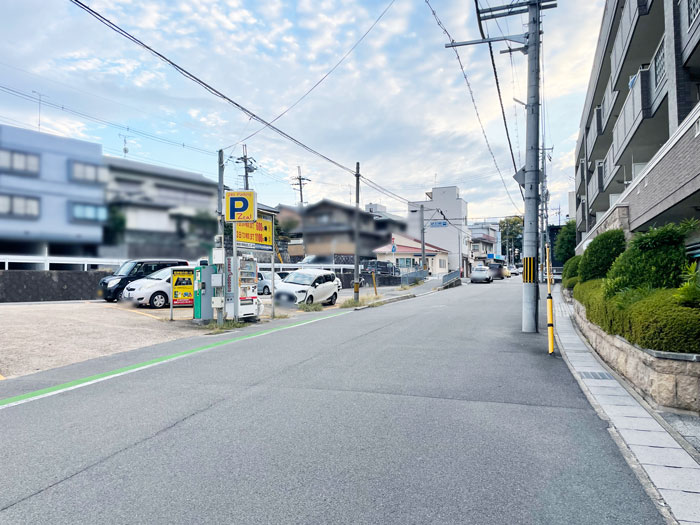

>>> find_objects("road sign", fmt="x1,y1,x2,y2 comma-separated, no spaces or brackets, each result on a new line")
225,191,257,222
429,220,448,228
391,244,396,253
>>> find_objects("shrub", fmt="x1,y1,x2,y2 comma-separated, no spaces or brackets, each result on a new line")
578,229,626,282
604,221,698,297
573,279,700,353
562,255,582,280
674,261,700,307
563,275,579,290
298,302,323,312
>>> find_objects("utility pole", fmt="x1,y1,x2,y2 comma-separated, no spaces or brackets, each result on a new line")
353,162,360,302
420,204,426,271
447,0,556,332
292,166,310,207
32,90,45,132
216,149,224,327
237,144,256,190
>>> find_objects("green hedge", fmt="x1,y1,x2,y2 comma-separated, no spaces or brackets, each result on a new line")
573,280,700,353
563,275,579,290
579,229,626,282
562,255,582,280
605,222,695,297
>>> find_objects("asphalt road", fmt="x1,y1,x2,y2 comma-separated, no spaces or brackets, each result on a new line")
0,278,663,524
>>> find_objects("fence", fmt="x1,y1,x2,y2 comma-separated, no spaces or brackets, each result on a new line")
441,270,461,286
401,269,428,286
0,254,124,271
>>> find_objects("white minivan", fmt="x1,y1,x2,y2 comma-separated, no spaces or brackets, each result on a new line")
274,269,338,306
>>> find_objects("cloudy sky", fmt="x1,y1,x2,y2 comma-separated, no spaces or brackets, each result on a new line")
0,0,604,222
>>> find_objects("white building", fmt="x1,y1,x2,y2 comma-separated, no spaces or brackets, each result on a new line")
407,186,472,275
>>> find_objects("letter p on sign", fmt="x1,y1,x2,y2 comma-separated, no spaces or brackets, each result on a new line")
225,190,257,222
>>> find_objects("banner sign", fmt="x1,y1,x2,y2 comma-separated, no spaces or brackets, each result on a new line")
172,268,194,306
236,214,273,251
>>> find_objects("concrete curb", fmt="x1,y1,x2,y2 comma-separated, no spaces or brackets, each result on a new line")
354,293,416,310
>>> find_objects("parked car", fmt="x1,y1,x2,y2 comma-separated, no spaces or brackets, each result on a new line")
276,271,291,280
274,269,338,305
508,265,520,276
470,266,492,283
257,271,283,295
98,259,188,302
488,263,507,280
364,260,400,276
299,255,334,265
334,274,342,292
123,265,192,308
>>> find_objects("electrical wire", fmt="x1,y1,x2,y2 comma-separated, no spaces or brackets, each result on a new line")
423,0,523,215
223,0,396,150
68,0,357,176
0,84,216,156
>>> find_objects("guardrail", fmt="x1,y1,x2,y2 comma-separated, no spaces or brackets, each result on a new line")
441,270,461,286
401,269,428,286
257,263,355,273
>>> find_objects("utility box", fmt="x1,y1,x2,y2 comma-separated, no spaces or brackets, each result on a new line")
193,265,216,321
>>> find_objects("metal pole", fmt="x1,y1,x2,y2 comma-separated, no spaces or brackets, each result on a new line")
217,149,224,327
353,162,360,302
522,0,541,333
420,204,426,272
243,144,249,191
170,267,174,321
271,216,275,319
233,222,239,322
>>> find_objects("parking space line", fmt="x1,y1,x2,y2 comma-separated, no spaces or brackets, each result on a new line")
0,311,350,411
101,304,164,320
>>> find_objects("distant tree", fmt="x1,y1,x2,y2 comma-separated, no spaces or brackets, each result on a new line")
499,216,523,259
554,220,577,263
103,205,126,245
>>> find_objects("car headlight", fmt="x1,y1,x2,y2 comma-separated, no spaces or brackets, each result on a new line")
107,278,122,288
296,290,307,296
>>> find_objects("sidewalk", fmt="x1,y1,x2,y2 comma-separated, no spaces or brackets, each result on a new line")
553,285,700,524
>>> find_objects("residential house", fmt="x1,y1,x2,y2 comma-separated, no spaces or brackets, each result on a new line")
373,232,450,275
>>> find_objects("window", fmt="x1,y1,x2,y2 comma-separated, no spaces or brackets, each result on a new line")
0,194,40,218
71,202,107,222
653,38,666,87
690,0,700,25
71,161,108,183
0,148,40,175
324,274,334,283
439,259,447,269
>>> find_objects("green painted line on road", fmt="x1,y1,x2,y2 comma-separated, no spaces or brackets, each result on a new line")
0,312,349,409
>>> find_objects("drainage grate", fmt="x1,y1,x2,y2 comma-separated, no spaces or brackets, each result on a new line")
579,371,614,380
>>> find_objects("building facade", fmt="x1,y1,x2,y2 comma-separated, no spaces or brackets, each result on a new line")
469,222,500,266
575,0,700,253
0,125,107,269
373,232,450,275
407,186,472,275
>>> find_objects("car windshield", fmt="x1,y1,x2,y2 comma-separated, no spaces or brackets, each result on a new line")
284,272,315,285
115,261,135,276
261,272,281,281
147,268,172,280
488,264,500,269
474,267,488,272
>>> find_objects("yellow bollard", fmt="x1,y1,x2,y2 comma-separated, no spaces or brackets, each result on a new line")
545,244,555,355
372,271,377,296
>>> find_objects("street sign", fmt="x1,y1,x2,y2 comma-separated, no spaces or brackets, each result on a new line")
225,190,257,222
429,220,448,228
391,244,396,253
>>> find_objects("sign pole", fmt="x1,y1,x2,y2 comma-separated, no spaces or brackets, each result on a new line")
271,215,275,320
169,267,173,321
233,221,239,322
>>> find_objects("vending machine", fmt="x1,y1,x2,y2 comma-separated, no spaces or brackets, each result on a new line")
225,254,261,320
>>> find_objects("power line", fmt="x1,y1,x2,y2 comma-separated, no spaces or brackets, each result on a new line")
423,0,523,215
223,0,396,150
0,84,215,156
68,0,357,176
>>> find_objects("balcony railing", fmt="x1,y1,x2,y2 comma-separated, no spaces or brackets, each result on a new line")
601,144,619,191
588,164,601,207
575,160,585,194
612,67,649,163
601,75,618,131
576,202,585,230
586,106,602,158
611,0,641,86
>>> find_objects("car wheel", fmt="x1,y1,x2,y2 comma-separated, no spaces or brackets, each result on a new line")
327,293,337,306
263,286,270,295
305,296,313,304
150,292,168,309
105,298,115,303
117,290,124,301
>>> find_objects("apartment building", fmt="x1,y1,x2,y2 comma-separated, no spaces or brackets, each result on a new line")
407,186,473,275
469,222,500,266
0,124,107,268
575,0,700,255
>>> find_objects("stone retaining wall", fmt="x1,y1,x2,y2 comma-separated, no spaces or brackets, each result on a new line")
571,299,700,413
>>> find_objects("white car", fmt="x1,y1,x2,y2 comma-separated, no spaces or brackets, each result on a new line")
334,275,342,292
123,266,191,308
274,269,339,306
257,271,283,295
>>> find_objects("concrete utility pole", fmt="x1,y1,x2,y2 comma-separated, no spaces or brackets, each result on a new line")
292,166,310,207
353,162,360,302
237,144,256,190
216,149,224,327
445,0,556,333
420,204,426,271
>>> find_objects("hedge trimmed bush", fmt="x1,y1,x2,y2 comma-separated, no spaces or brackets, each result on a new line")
604,221,697,297
562,255,582,280
573,279,700,353
578,229,626,282
563,275,579,290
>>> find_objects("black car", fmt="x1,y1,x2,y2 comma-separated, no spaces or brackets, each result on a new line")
364,260,400,276
98,259,188,302
488,262,506,280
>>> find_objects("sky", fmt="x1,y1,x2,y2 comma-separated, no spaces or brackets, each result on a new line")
0,0,605,223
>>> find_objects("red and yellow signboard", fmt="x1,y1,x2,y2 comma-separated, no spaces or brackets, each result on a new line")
236,215,273,251
172,268,194,306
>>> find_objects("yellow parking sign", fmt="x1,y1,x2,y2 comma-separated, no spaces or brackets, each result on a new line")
225,191,257,222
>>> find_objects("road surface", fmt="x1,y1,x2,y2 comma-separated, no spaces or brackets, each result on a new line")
0,278,663,524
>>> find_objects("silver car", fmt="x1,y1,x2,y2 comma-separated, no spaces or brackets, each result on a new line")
257,271,283,295
470,266,492,283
